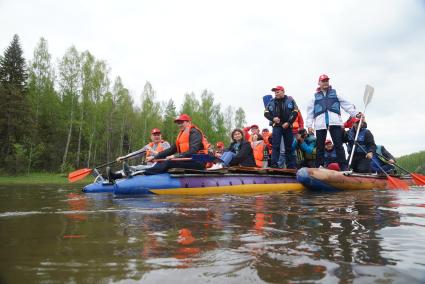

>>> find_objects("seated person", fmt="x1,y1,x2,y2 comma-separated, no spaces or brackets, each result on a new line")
215,141,225,155
143,114,210,175
122,128,170,168
292,128,316,168
323,139,338,168
211,129,256,169
343,118,376,173
372,145,396,174
107,114,209,180
251,133,269,168
107,128,170,179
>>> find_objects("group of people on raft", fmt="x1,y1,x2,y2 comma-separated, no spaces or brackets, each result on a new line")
105,74,396,182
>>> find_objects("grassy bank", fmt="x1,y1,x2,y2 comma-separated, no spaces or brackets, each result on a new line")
0,172,92,185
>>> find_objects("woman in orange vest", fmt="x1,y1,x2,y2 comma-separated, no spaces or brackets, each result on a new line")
143,114,210,175
251,134,269,168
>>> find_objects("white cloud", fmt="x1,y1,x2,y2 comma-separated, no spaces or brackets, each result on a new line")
1,0,424,156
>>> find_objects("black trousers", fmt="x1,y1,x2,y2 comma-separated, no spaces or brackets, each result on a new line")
143,160,205,175
350,155,372,173
316,126,347,169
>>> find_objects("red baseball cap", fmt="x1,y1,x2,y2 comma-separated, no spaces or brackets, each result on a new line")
318,74,330,82
174,113,191,122
325,139,333,145
271,86,285,92
151,128,161,134
251,124,259,129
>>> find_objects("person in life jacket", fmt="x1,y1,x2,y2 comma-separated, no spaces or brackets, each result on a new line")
306,74,361,171
210,129,256,169
291,128,316,168
251,134,269,168
215,141,225,155
264,85,299,169
106,128,171,180
343,118,377,173
291,110,305,135
323,139,338,168
371,145,396,174
143,114,210,175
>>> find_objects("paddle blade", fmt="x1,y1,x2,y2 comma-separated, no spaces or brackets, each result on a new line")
68,168,92,183
411,173,425,186
363,85,374,108
263,94,273,108
387,176,410,190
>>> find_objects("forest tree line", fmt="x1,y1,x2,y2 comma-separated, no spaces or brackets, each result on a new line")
0,35,248,174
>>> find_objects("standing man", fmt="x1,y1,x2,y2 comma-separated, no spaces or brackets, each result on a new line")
306,74,360,170
264,85,299,169
143,114,210,175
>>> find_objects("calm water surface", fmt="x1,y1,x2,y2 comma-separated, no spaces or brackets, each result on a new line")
1,184,425,283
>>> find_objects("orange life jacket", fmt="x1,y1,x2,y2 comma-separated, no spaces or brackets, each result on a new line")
146,141,167,157
262,133,272,155
251,141,266,168
292,111,304,134
176,124,209,154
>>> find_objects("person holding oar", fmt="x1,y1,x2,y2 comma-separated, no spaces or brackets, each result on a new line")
106,128,171,180
344,117,376,173
306,74,361,171
371,145,396,174
141,114,210,175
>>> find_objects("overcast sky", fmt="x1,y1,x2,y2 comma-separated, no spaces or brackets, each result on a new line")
1,0,424,156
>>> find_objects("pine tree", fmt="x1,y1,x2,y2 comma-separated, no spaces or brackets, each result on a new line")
0,34,30,171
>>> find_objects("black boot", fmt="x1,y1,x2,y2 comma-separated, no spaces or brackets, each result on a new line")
106,166,123,182
123,162,133,177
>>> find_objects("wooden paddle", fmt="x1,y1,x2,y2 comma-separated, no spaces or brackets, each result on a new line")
348,85,374,169
68,150,146,183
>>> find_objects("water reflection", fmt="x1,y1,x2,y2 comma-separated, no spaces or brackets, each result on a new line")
1,186,425,283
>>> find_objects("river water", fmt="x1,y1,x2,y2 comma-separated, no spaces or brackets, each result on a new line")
1,185,425,283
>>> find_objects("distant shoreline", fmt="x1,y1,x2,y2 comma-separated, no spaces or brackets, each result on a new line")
0,173,90,185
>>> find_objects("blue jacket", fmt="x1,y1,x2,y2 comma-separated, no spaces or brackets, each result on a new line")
264,95,299,127
324,147,337,166
345,126,376,155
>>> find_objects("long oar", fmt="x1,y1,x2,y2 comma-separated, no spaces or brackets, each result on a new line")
68,150,146,183
348,85,374,169
372,151,425,186
154,154,219,163
354,142,410,190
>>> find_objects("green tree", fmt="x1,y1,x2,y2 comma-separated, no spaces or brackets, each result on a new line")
58,46,81,172
234,107,246,129
162,99,178,142
27,37,59,172
137,81,162,146
0,34,30,172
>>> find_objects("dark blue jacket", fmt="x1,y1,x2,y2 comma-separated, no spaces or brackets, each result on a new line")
264,95,299,127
